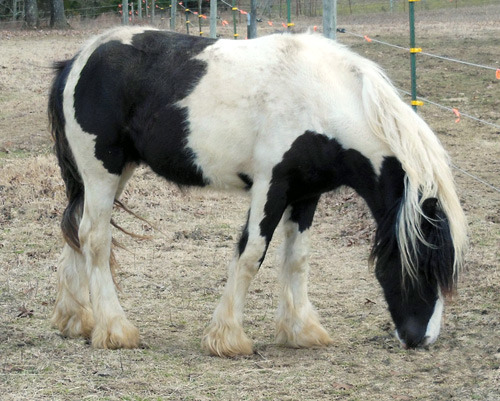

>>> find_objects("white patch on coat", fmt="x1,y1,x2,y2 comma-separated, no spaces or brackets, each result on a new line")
423,294,444,346
178,34,392,190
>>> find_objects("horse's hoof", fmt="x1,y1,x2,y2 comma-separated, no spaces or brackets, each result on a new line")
276,317,333,348
52,305,94,339
201,321,253,357
91,316,140,349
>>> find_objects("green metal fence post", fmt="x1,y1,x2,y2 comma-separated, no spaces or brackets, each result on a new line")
409,0,422,111
287,0,294,31
232,0,238,39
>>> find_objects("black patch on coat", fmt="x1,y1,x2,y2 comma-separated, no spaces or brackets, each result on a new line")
73,30,217,186
259,131,391,246
238,173,253,190
253,131,449,348
289,196,321,233
238,211,250,256
239,131,384,262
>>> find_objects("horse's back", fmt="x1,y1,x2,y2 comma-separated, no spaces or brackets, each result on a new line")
180,33,390,183
59,28,389,189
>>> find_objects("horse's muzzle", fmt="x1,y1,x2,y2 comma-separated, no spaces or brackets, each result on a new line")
395,317,429,349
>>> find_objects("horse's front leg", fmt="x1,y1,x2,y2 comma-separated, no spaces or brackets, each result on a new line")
202,179,286,357
201,245,262,357
275,198,333,348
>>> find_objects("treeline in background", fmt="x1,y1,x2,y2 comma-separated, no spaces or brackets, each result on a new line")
0,0,497,29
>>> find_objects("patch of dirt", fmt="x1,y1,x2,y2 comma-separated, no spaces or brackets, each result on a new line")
0,5,499,401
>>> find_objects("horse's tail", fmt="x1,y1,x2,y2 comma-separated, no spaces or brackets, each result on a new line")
48,59,84,252
359,62,467,290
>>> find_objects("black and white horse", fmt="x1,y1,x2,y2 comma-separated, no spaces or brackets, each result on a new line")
48,27,467,356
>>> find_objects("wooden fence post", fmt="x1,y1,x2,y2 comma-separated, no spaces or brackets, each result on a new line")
323,0,336,39
210,0,217,38
171,0,177,30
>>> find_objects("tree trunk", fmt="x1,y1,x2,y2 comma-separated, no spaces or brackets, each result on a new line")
50,0,67,28
25,0,38,28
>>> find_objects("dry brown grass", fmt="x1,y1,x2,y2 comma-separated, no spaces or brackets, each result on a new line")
1,5,499,401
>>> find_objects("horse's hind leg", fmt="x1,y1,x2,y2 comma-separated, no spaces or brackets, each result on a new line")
51,163,136,341
275,198,333,348
80,169,139,349
52,243,94,339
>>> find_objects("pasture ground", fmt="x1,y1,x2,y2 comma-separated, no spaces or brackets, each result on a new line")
1,5,499,400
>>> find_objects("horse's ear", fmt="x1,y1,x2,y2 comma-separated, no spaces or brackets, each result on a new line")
422,197,438,218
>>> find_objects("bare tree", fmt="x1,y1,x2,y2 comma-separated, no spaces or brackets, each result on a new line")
25,0,38,28
50,0,67,28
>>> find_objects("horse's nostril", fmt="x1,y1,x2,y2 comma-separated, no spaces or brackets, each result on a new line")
397,319,427,349
399,333,428,349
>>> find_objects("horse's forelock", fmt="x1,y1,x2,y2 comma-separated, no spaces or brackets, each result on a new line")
371,191,458,296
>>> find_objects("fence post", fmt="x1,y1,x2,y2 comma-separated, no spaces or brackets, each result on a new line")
170,0,176,30
286,0,293,30
210,0,217,38
323,0,336,39
409,0,422,111
122,0,128,24
248,0,257,38
232,0,238,39
198,0,203,36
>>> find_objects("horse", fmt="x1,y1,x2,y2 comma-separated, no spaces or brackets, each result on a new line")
48,27,467,357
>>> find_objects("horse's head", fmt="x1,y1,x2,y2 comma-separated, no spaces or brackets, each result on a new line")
373,197,455,348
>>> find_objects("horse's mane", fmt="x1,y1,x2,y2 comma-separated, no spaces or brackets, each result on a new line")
352,49,468,287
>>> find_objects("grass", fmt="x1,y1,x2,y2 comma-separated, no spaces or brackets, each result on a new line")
0,149,34,161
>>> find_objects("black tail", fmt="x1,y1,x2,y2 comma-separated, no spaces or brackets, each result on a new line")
48,59,83,251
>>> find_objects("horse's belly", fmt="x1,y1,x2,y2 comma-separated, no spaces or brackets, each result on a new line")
188,126,255,190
